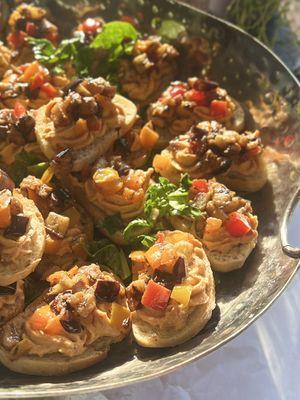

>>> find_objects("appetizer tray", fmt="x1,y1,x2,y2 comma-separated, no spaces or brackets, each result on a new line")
0,0,299,397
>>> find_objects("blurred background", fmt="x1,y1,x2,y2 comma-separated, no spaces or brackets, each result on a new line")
182,0,300,78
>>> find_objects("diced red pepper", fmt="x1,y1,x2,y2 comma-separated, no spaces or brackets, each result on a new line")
25,22,37,36
82,18,101,33
210,100,228,118
192,179,209,193
7,31,27,49
13,101,26,119
189,89,207,106
283,134,295,148
224,212,252,237
156,232,165,244
169,85,186,98
29,72,46,91
141,280,171,311
40,83,58,98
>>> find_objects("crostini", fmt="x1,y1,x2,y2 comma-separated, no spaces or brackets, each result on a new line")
126,230,215,347
148,78,245,148
0,263,131,375
153,120,267,192
169,178,258,272
6,4,59,65
53,154,153,245
35,77,137,171
119,36,179,105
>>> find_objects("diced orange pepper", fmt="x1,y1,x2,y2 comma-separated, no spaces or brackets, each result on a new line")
0,204,11,229
40,83,58,98
29,305,65,336
44,236,63,255
139,123,159,150
19,61,40,83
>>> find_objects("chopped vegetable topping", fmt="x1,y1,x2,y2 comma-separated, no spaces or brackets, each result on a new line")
141,280,171,311
224,212,252,237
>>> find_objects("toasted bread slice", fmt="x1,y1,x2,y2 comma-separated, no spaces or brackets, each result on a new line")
219,154,267,192
205,239,257,273
0,265,131,376
0,337,109,376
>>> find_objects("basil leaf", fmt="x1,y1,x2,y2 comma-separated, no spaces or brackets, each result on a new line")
123,218,152,243
157,20,185,40
87,240,131,280
8,150,45,185
99,214,124,235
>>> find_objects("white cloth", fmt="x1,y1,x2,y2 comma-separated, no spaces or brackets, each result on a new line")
52,272,300,400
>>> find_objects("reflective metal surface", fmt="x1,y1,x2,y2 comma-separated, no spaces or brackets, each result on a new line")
0,0,299,397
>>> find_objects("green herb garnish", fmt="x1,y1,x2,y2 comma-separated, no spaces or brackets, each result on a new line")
99,213,124,236
90,21,138,79
28,21,138,79
123,174,201,246
8,151,48,185
28,37,90,77
87,239,131,280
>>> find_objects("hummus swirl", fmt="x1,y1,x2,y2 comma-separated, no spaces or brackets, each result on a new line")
127,231,214,333
153,120,263,184
119,36,178,104
1,264,130,359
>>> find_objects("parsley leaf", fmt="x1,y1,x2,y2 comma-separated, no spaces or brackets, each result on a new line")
28,37,91,77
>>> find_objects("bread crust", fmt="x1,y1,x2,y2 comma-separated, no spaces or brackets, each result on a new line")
0,191,45,286
205,239,257,272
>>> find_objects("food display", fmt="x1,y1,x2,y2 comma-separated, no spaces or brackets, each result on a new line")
0,2,269,377
148,78,245,147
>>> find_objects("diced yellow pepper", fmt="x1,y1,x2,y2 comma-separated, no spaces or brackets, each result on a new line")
93,168,123,194
93,168,120,184
139,123,159,150
110,303,130,330
171,285,192,307
41,166,54,184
